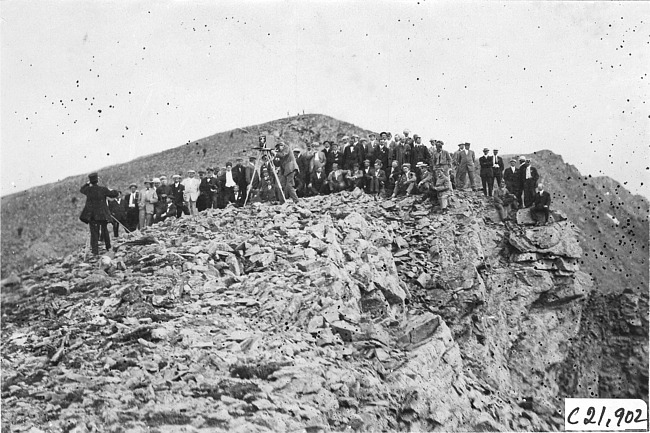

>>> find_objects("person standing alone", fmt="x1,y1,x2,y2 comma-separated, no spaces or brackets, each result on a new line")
79,172,119,256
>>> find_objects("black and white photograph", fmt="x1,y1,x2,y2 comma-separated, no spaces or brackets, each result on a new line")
1,1,648,432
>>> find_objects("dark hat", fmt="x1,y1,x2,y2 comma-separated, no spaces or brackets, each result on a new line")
374,159,382,165
437,140,444,146
458,143,465,147
226,161,233,167
198,170,205,175
353,162,359,167
206,167,214,172
483,148,490,152
88,172,98,182
413,134,420,139
144,179,153,185
249,156,257,161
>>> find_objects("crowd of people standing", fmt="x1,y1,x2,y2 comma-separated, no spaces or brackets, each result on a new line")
80,129,551,256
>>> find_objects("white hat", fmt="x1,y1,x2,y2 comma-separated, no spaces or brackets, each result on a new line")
152,177,161,183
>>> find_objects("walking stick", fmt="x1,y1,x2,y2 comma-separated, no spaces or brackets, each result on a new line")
111,214,131,234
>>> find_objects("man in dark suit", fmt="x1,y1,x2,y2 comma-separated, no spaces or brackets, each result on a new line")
108,191,127,237
170,174,187,217
308,165,328,196
479,148,495,196
123,183,140,232
491,149,505,191
233,158,248,206
530,183,551,225
503,158,519,204
198,167,219,211
326,143,343,174
375,137,390,172
519,157,540,207
79,172,119,256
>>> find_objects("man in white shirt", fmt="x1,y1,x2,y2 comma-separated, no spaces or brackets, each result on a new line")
181,169,200,215
219,162,237,206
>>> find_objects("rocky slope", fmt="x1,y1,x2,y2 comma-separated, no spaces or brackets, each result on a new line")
1,114,374,277
5,190,644,432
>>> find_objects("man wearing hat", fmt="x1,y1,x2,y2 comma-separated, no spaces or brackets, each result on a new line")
108,190,127,238
139,179,158,228
503,159,520,206
360,138,374,166
368,160,386,197
233,157,248,205
157,176,173,204
181,170,200,215
325,143,343,175
375,136,390,172
519,157,539,207
413,135,430,165
431,140,454,188
361,159,374,193
79,172,119,256
309,142,326,174
392,163,417,199
433,169,453,213
170,175,187,217
308,165,328,196
343,135,363,171
274,141,301,204
455,143,477,192
347,162,364,191
124,182,140,232
479,148,495,197
218,162,238,207
416,162,434,199
155,194,177,222
491,149,505,191
389,134,405,168
292,148,307,197
198,167,218,211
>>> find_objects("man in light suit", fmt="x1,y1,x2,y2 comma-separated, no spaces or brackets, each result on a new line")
275,141,300,203
181,169,200,215
455,142,477,191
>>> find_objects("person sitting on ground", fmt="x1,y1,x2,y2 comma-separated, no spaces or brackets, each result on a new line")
308,165,328,196
256,167,281,203
368,160,386,197
155,194,177,222
392,163,417,199
347,162,364,191
327,162,348,193
493,180,518,222
416,163,435,200
386,160,401,196
530,183,551,225
433,169,453,213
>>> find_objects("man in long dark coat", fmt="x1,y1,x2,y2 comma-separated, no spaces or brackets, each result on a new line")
79,172,119,256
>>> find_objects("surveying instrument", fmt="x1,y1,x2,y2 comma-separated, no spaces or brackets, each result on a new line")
243,135,287,206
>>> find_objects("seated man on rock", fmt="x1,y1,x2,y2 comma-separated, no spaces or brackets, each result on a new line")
493,180,518,222
155,194,177,222
433,169,453,213
327,163,349,193
416,162,434,200
529,183,551,225
392,163,417,199
347,162,365,191
367,160,386,197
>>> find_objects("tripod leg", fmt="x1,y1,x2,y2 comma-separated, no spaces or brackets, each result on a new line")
271,165,287,203
244,157,262,206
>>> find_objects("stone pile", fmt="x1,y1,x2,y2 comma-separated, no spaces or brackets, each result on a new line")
2,192,592,432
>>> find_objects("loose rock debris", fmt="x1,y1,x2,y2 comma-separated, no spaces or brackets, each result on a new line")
2,191,596,432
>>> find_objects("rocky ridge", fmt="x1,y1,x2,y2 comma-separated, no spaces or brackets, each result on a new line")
1,190,646,432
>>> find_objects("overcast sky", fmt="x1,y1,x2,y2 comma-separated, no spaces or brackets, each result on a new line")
2,1,648,198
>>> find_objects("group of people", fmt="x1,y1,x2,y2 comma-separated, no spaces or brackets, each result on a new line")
79,129,552,256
